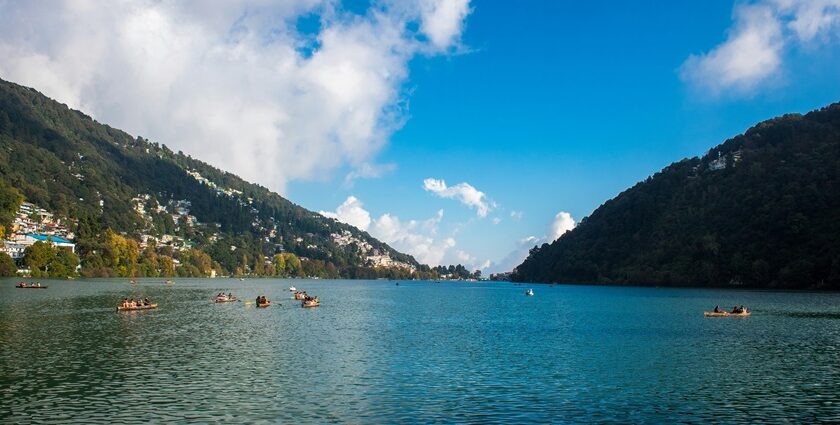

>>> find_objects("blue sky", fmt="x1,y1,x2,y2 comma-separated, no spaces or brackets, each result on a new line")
293,0,840,271
2,1,839,272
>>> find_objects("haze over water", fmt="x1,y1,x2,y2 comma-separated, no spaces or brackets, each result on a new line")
2,279,839,423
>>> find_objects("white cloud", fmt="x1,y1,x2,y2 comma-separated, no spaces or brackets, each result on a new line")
322,196,462,265
423,178,493,217
419,0,472,50
492,217,502,225
510,210,523,221
0,1,472,194
454,249,491,271
319,196,371,231
343,162,397,187
550,211,576,241
486,211,576,274
680,0,840,95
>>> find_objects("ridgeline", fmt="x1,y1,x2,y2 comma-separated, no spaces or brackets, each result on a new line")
0,78,430,279
512,103,840,289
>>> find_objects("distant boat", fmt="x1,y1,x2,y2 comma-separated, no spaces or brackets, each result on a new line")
117,303,157,312
525,288,534,296
289,286,296,291
164,279,174,285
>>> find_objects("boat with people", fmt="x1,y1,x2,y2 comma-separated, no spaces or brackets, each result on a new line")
214,292,238,303
17,282,47,289
129,279,137,285
256,295,271,308
704,305,751,317
117,298,157,311
301,296,320,308
288,286,296,292
164,279,174,285
294,291,307,300
525,288,534,296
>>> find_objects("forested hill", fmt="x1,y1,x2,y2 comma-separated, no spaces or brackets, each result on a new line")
512,103,840,289
0,78,425,278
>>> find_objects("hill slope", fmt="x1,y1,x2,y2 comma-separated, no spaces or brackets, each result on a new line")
0,78,425,278
512,103,840,289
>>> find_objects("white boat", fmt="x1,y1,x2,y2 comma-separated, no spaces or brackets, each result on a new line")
525,289,534,296
289,286,297,292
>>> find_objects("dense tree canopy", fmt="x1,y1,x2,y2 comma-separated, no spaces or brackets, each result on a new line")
512,104,840,289
0,78,427,279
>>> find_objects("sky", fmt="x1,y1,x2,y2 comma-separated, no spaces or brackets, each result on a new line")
1,0,840,273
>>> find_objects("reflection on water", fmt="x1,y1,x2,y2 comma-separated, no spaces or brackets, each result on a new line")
1,279,839,423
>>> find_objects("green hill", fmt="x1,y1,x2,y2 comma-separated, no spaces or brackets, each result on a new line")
0,78,427,279
512,103,840,289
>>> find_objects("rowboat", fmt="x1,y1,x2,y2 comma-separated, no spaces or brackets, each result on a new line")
257,301,271,308
214,297,238,303
17,284,48,289
704,311,751,317
117,304,157,312
302,298,320,308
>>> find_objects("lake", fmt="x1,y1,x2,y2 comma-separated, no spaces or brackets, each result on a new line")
1,278,839,423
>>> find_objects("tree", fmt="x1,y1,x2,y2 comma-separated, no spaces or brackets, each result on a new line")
50,248,79,278
0,252,16,277
0,181,23,231
272,254,286,276
24,241,55,277
283,253,302,277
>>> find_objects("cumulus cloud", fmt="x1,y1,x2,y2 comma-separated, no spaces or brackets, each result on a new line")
322,196,475,266
0,1,473,194
486,211,576,274
680,0,840,95
419,0,472,50
550,211,576,241
319,196,371,231
423,178,493,217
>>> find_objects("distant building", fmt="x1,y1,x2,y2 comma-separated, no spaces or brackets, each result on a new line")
2,234,75,261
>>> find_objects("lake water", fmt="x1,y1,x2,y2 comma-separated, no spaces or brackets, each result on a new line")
1,278,839,424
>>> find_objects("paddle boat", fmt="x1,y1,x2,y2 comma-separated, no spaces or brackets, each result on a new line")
117,303,157,312
525,288,534,296
214,294,238,303
705,305,750,317
704,311,751,317
256,295,271,308
302,297,320,308
17,282,47,289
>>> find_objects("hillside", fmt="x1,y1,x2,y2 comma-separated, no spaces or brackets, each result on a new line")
0,78,428,278
512,103,840,289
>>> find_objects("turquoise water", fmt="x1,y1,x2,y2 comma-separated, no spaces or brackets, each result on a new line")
1,278,839,423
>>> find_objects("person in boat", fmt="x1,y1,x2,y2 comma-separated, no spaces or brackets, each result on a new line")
144,298,150,306
713,305,721,313
228,293,233,299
